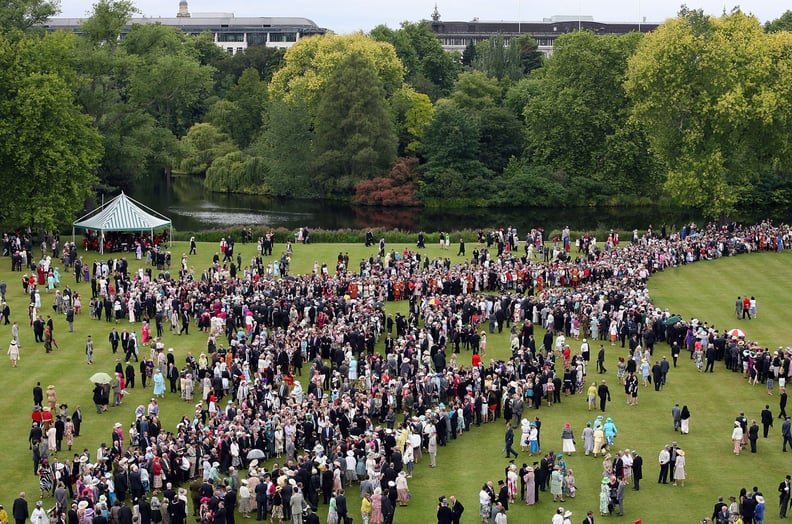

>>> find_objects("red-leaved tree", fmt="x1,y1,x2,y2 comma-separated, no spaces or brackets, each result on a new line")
354,157,423,207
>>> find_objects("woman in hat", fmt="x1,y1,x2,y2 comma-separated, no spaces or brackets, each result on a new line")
370,487,383,524
561,423,575,454
153,370,165,399
395,471,409,507
599,477,611,516
672,450,686,487
239,480,251,519
37,459,53,499
7,339,19,367
523,465,536,506
270,485,283,524
550,466,564,503
732,421,743,455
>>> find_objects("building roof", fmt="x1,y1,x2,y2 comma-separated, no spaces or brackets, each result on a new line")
73,192,171,232
43,15,324,33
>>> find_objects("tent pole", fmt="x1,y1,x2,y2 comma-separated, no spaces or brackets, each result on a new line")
100,228,104,255
72,227,75,249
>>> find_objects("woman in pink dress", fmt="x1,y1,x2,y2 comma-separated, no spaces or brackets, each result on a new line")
524,466,536,505
370,488,383,524
142,321,151,344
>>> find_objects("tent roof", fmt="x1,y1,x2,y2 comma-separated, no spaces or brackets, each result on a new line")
73,192,171,232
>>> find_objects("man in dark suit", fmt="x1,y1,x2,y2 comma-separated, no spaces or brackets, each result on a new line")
597,380,611,412
762,404,774,438
631,450,643,491
12,492,28,524
449,496,464,524
223,486,236,524
32,383,43,407
496,480,509,510
780,475,792,518
582,510,595,524
335,490,348,524
109,328,120,354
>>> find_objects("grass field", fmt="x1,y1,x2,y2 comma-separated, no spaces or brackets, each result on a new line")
2,240,790,524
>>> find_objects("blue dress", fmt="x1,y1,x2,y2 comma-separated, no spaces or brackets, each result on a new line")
153,371,165,396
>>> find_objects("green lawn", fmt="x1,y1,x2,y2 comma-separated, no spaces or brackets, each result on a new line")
1,241,788,524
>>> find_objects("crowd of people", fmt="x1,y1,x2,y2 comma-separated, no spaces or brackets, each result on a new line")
17,220,792,524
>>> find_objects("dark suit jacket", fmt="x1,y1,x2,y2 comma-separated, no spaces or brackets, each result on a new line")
497,485,509,510
335,495,347,516
12,497,28,522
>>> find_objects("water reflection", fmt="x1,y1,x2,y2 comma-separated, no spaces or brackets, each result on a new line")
128,175,791,233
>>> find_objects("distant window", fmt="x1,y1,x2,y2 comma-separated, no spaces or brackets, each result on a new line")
269,32,296,42
217,32,244,42
226,47,233,54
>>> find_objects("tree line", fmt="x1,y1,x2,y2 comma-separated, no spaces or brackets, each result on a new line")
2,1,792,229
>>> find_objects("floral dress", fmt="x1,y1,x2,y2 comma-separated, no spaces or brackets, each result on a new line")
370,493,383,524
64,420,74,448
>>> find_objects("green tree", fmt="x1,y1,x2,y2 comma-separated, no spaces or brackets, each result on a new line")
473,34,523,81
765,10,792,32
313,51,398,195
254,97,316,198
420,101,491,203
478,106,524,174
524,30,657,203
129,52,215,136
123,22,187,57
206,67,268,148
179,122,238,174
0,32,103,228
270,33,404,117
461,40,477,67
450,71,501,110
204,152,268,193
79,0,138,47
0,0,59,31
626,9,792,217
371,21,459,99
390,86,434,155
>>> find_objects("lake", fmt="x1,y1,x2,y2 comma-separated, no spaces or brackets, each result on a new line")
128,175,788,233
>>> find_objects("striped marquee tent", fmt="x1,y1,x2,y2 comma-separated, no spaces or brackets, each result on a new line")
72,192,172,254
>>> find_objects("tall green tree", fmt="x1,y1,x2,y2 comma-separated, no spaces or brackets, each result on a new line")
450,70,501,110
179,122,238,174
0,31,102,228
626,9,792,217
765,10,792,32
206,67,268,148
524,30,657,202
270,33,403,118
313,52,398,195
420,101,491,203
254,97,316,198
370,21,459,99
79,0,137,47
0,0,59,31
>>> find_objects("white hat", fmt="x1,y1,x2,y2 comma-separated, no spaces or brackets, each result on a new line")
114,422,122,428
564,511,573,518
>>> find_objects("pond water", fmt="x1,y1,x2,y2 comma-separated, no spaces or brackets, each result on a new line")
128,175,790,233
